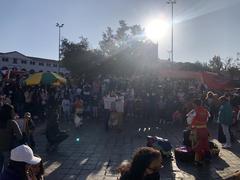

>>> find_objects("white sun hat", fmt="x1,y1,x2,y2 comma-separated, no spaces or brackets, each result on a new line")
10,145,41,165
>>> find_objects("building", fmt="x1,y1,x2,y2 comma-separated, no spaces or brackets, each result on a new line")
0,51,68,74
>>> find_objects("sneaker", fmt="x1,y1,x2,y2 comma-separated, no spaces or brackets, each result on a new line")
222,144,232,149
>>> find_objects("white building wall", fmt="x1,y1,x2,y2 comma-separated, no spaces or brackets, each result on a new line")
0,52,68,74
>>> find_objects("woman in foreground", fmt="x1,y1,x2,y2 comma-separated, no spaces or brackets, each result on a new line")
118,147,162,180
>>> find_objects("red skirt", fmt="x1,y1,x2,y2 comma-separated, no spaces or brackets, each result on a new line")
192,128,209,155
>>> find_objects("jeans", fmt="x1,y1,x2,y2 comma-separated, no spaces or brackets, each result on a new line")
222,124,231,146
63,110,70,121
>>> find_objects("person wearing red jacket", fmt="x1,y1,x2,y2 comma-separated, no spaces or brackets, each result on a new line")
189,99,210,165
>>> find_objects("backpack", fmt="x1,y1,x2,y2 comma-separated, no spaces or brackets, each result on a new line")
147,136,172,158
174,146,195,162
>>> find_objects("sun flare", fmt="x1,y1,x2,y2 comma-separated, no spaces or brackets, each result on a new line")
145,19,170,42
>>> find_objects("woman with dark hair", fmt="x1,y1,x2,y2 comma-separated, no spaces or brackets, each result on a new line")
0,104,22,172
205,91,218,122
27,154,44,180
118,147,162,180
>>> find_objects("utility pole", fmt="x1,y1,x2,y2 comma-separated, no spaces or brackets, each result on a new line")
167,0,176,63
56,23,64,73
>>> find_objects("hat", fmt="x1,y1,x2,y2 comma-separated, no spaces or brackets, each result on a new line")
10,145,41,165
24,112,31,118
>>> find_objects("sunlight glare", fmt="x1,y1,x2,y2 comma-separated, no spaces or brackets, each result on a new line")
145,19,170,42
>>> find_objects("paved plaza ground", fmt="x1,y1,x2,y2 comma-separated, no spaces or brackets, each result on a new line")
34,118,240,180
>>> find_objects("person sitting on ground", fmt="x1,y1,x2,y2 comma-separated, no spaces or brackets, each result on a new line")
0,144,42,180
0,104,23,172
118,147,162,180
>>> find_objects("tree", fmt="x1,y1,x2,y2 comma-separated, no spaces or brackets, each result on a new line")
99,20,146,56
222,56,240,79
61,37,103,78
99,27,118,56
228,66,240,79
99,20,156,76
208,56,223,73
222,57,234,71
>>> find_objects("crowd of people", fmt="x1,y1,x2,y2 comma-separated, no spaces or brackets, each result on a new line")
0,73,239,179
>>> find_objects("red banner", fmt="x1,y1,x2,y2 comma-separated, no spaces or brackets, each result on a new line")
201,72,233,90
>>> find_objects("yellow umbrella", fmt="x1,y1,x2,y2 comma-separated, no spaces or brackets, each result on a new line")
25,72,66,86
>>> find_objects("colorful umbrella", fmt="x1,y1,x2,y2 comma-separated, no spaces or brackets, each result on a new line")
25,72,66,86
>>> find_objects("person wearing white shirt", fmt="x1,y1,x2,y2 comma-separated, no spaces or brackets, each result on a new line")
103,94,116,131
61,96,71,122
115,96,124,131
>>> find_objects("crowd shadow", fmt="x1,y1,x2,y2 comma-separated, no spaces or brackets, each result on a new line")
41,120,138,180
175,156,228,180
34,117,240,180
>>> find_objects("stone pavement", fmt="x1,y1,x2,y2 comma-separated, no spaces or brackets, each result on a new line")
34,118,240,180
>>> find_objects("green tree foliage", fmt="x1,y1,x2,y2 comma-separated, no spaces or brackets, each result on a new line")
61,20,240,79
222,57,240,78
208,55,223,72
99,20,157,76
61,20,157,78
61,37,104,77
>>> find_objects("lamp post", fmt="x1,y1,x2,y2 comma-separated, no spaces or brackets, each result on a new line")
167,50,171,61
56,23,64,73
167,0,176,63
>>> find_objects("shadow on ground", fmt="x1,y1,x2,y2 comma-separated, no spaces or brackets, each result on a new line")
33,118,240,180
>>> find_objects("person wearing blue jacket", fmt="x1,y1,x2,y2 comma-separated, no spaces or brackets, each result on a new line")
218,96,233,148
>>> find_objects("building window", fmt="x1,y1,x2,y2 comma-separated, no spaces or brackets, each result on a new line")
13,58,18,64
2,58,9,62
39,63,44,66
21,60,27,64
53,64,57,67
30,61,35,65
47,63,51,67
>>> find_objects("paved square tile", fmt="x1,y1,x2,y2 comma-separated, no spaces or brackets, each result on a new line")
36,120,240,180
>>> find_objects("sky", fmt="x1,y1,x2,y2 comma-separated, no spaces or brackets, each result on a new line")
0,0,240,62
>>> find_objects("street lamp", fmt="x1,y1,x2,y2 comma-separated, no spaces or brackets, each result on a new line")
167,50,172,61
167,0,176,63
56,23,64,73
